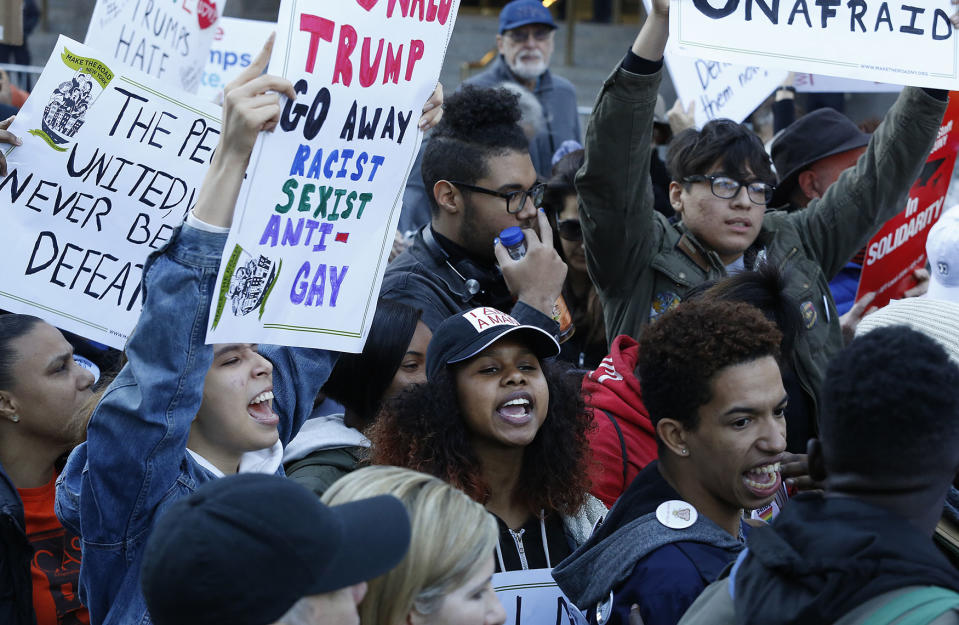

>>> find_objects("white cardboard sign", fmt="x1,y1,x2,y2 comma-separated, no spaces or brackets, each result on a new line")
85,0,226,94
196,17,275,103
493,569,589,625
793,72,902,93
643,0,787,128
669,0,959,90
0,36,223,348
205,0,459,352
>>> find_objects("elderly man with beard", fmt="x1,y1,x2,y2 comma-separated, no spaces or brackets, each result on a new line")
464,0,581,177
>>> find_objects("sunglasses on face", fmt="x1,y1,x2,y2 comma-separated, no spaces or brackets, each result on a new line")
504,27,553,43
557,219,582,241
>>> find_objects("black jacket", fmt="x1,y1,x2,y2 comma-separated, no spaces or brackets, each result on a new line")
0,463,35,625
381,225,559,334
733,494,959,625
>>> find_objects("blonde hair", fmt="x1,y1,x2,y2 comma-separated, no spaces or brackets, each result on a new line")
322,466,498,625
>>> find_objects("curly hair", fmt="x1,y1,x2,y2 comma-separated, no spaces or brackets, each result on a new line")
369,360,592,517
637,299,782,433
667,118,775,187
821,326,959,481
421,85,529,214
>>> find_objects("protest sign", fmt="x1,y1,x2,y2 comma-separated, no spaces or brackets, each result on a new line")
669,0,959,90
85,0,226,94
493,570,589,625
0,35,223,348
793,73,901,93
856,94,959,309
205,0,458,352
196,17,275,103
642,0,786,127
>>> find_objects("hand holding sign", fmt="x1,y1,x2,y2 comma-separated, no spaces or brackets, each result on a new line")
0,115,21,176
418,82,444,130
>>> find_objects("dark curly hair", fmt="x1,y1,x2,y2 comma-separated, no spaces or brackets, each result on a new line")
368,360,592,516
821,326,959,481
421,85,530,214
638,299,782,434
667,119,775,187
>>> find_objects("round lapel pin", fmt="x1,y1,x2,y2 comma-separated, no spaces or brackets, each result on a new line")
656,500,698,530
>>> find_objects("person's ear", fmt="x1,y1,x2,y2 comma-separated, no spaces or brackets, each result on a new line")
0,391,18,422
796,169,820,201
656,418,690,458
669,181,685,216
433,180,461,216
807,438,827,482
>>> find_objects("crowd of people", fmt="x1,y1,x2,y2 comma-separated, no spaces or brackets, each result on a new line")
3,0,959,624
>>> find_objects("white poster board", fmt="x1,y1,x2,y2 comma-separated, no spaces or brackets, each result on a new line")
493,569,589,625
643,0,786,127
669,0,959,90
205,0,459,352
0,35,223,348
196,17,275,103
85,0,226,94
793,73,902,93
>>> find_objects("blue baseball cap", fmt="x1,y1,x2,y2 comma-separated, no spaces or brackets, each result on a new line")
499,0,557,33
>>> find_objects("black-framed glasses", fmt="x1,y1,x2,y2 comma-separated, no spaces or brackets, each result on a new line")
451,181,546,214
504,26,553,43
557,218,582,241
682,174,775,205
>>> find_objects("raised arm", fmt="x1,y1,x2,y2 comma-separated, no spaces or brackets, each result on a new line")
576,0,668,296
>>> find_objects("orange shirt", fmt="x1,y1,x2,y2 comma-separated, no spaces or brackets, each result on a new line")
18,473,89,625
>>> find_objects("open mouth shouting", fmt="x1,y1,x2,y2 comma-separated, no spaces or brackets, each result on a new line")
247,389,279,427
496,391,535,425
742,461,781,498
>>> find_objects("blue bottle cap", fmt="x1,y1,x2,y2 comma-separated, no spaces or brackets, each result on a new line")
499,226,525,247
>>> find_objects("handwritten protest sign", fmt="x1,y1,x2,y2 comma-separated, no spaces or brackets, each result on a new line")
669,0,959,90
205,0,458,352
493,570,588,625
856,95,959,308
643,0,786,127
0,35,223,348
794,73,901,93
85,0,226,94
196,17,275,103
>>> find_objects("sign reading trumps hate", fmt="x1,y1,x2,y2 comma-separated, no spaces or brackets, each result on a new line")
205,0,458,352
0,36,223,349
670,0,959,89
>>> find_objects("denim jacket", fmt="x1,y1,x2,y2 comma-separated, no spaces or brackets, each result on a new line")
55,223,336,625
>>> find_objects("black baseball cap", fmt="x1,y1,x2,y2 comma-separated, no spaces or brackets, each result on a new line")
770,108,870,207
426,307,560,381
141,473,411,625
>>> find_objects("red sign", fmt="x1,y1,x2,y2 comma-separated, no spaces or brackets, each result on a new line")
856,95,959,310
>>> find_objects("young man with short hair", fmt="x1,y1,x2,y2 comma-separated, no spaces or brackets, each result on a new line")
678,324,959,625
554,299,788,625
578,0,950,446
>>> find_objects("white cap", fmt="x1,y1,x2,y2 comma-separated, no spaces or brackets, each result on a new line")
855,298,959,365
926,205,959,303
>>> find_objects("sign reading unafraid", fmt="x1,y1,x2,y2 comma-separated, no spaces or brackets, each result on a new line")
643,0,786,127
85,0,226,94
0,35,223,348
670,0,959,90
205,0,458,352
857,94,959,308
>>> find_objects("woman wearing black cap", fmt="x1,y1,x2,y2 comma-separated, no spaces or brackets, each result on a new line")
369,307,604,622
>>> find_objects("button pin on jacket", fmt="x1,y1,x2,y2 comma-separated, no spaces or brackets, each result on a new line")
656,500,698,530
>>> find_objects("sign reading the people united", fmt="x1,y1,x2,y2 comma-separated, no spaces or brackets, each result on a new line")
669,0,959,90
205,0,459,352
85,0,226,94
0,35,224,349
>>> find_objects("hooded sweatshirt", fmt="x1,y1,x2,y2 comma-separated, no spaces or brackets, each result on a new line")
583,335,658,508
732,494,959,625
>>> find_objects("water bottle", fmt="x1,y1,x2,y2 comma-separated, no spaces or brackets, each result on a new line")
499,227,575,343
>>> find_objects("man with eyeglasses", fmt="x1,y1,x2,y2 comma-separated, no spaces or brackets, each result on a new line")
576,0,950,450
381,84,568,335
462,0,580,178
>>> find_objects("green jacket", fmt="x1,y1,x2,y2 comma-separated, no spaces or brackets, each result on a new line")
577,65,947,422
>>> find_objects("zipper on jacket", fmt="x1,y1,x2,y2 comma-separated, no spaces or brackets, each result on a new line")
509,527,530,570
